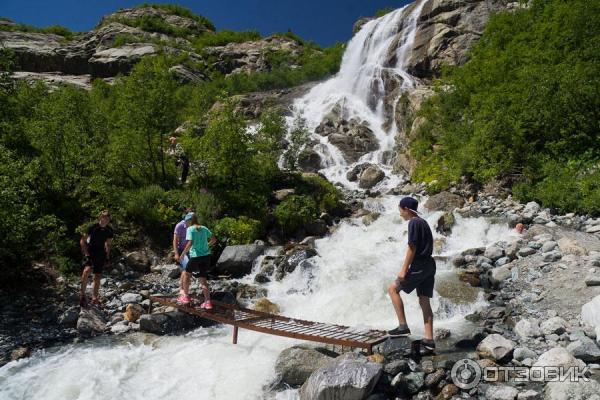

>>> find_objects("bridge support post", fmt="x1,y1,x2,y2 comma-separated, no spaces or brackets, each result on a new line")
233,326,238,344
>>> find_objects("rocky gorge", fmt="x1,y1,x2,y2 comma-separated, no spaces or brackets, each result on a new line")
2,1,599,399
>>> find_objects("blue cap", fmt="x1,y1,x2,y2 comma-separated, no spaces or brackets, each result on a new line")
184,212,194,221
399,197,420,214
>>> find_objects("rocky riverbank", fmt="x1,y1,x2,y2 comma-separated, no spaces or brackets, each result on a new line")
3,188,600,400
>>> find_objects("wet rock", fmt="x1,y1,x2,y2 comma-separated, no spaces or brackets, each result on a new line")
58,306,80,328
124,303,144,323
485,246,505,262
438,383,459,399
392,371,425,394
477,334,515,362
358,165,385,189
540,317,568,335
121,293,143,304
305,219,328,237
486,385,518,400
215,244,265,277
488,265,512,288
162,264,181,279
346,163,370,182
253,298,280,314
353,17,374,34
383,359,410,375
434,328,451,340
299,353,382,400
275,346,336,387
77,307,106,335
362,212,381,226
277,248,318,279
110,321,131,334
274,188,295,202
424,369,445,388
424,192,464,213
139,310,206,335
297,148,322,172
10,347,31,361
544,380,600,400
436,212,455,234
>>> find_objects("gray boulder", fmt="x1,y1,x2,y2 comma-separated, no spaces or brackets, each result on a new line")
533,347,580,369
77,307,106,335
215,244,265,277
485,246,505,262
358,165,385,189
299,353,382,400
566,334,600,363
275,346,336,387
58,306,80,328
424,191,464,213
515,318,542,339
540,317,568,335
121,292,143,304
477,334,515,362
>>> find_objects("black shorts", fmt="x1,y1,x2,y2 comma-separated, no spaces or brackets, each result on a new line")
395,257,436,298
82,252,106,275
187,255,212,278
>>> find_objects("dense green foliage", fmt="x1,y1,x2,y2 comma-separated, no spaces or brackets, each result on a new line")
410,0,600,214
138,3,216,31
274,195,318,236
0,42,344,283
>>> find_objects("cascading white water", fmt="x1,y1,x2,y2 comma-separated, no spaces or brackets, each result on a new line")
0,196,515,400
0,2,515,399
286,0,428,188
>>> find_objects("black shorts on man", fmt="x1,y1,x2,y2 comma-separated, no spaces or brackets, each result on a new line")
187,255,212,278
395,257,436,298
82,252,106,274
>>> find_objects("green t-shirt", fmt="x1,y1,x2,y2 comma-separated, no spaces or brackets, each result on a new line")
186,225,213,258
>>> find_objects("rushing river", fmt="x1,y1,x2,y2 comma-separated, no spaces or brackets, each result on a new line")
0,195,514,400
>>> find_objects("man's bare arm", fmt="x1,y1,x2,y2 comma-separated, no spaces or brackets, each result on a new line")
398,244,416,281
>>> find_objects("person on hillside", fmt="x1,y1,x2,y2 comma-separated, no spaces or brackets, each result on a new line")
79,210,113,307
178,213,217,309
167,136,190,184
173,208,193,295
387,197,437,354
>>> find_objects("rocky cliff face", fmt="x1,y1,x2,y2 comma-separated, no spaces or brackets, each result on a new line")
0,6,305,90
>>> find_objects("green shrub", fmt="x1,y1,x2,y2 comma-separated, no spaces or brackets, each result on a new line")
193,30,261,49
139,3,215,31
0,22,76,40
274,195,317,235
123,185,178,231
214,216,262,245
297,173,344,215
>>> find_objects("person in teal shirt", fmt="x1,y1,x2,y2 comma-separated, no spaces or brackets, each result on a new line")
178,213,217,308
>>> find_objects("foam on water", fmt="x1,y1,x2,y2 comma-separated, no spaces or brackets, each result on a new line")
0,196,512,400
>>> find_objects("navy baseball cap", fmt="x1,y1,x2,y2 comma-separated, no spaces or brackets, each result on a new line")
399,197,420,214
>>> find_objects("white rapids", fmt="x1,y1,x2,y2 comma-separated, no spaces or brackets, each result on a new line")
0,1,515,399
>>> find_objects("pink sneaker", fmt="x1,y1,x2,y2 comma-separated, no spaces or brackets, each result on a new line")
177,295,191,305
200,300,213,310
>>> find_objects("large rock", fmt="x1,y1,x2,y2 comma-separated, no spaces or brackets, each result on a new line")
275,346,336,387
544,380,600,400
581,295,600,340
533,347,579,369
566,334,600,363
514,318,542,339
205,36,303,75
299,353,382,400
58,306,80,328
358,165,385,189
215,244,265,277
557,237,588,256
139,311,205,334
77,307,106,335
540,317,568,335
402,0,510,79
424,191,464,212
124,251,151,272
123,303,144,323
477,334,515,362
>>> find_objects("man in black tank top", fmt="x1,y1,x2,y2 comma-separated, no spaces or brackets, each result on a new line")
387,197,437,353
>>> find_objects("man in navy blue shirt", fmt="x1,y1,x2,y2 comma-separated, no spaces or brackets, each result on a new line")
387,197,436,353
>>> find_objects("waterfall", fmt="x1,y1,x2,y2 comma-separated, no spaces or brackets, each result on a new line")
286,0,428,189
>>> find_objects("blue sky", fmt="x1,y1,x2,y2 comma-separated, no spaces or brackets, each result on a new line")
0,0,411,47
